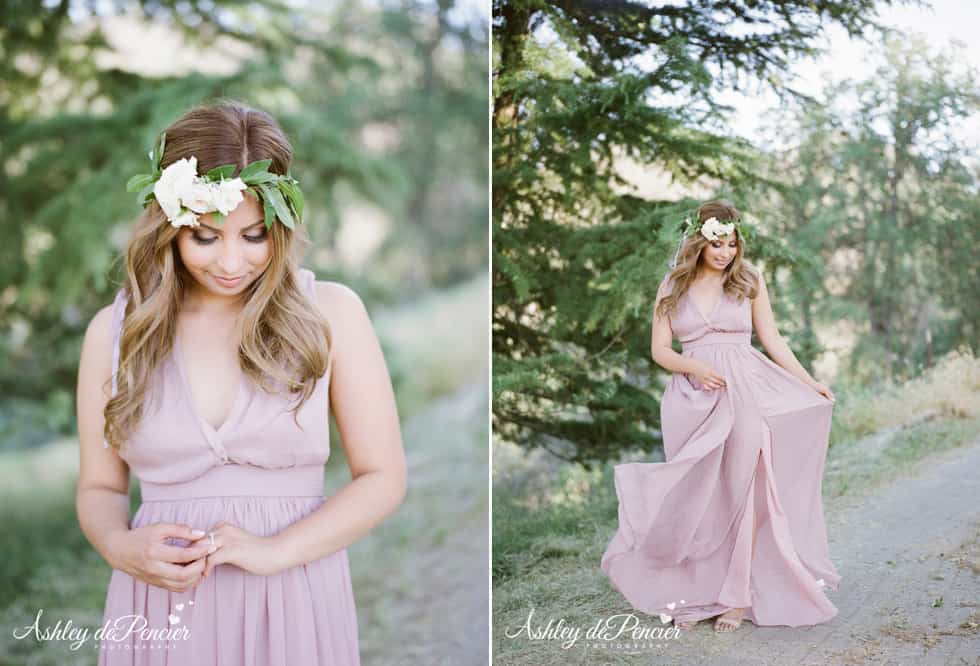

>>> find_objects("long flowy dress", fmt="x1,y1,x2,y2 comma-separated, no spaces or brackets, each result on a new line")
600,278,841,628
97,268,360,665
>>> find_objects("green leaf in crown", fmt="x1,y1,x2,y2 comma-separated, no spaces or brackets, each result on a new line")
205,164,238,180
124,134,306,231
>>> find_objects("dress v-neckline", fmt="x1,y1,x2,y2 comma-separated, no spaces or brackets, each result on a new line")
688,284,726,324
173,325,246,437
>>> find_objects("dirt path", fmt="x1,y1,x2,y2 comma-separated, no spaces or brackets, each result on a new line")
351,379,489,665
643,436,980,665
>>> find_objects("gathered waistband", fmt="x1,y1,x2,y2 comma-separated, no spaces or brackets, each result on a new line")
681,330,752,351
139,464,326,501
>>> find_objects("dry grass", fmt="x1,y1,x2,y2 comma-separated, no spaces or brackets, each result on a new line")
832,346,980,443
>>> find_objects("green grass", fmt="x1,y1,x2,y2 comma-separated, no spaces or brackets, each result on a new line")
493,464,615,583
375,270,488,419
341,381,489,664
0,441,133,664
824,415,980,501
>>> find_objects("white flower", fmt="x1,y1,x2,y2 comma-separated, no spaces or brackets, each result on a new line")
212,178,247,215
153,157,198,220
170,209,200,228
181,179,217,214
700,216,735,241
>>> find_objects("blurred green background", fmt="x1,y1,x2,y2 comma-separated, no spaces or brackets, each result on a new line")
0,1,488,664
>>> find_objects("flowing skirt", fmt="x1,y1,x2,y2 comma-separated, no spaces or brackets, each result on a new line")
600,341,841,627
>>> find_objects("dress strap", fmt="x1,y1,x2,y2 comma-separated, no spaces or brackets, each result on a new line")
297,267,334,376
103,286,128,450
298,266,317,299
109,287,129,397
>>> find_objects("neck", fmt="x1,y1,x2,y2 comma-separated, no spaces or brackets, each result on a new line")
697,266,727,282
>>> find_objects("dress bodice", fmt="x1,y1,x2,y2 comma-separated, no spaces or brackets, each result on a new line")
661,277,753,351
105,268,332,484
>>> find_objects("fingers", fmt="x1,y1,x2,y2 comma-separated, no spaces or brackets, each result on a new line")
187,531,220,548
153,522,209,544
151,557,205,581
202,547,226,580
151,523,219,563
150,558,206,592
155,541,216,564
188,532,222,559
702,375,727,391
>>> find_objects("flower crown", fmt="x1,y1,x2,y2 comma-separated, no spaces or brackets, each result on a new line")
125,132,304,230
683,214,747,241
669,210,754,268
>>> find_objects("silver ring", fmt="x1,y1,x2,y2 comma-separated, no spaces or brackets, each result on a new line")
208,532,215,546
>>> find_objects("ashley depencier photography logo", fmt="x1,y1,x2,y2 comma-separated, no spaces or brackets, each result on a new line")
11,606,193,651
504,606,682,650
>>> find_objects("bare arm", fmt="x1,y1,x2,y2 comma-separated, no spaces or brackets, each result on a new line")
650,280,703,375
751,272,819,387
75,304,133,571
272,281,408,568
76,304,212,592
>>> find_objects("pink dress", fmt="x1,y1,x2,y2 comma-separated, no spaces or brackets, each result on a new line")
97,268,360,665
600,277,841,627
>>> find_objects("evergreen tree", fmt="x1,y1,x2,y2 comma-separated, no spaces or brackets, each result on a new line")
0,1,486,434
492,0,900,464
765,35,980,383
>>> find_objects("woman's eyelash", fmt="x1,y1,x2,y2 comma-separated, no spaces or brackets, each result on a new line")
192,233,267,245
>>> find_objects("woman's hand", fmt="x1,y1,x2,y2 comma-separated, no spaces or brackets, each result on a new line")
810,380,836,402
691,361,727,392
193,521,287,579
107,523,216,593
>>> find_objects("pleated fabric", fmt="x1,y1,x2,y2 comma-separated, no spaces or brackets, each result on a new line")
97,268,360,665
600,276,841,628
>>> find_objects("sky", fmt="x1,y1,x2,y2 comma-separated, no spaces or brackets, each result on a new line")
530,0,979,153
718,0,980,150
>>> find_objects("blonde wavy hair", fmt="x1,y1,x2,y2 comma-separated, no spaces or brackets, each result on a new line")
104,100,333,453
656,199,760,321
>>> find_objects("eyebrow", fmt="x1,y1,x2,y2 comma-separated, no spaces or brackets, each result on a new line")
195,219,265,233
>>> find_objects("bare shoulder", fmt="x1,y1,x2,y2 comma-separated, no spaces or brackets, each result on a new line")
751,269,767,299
82,303,115,358
312,280,371,326
78,301,116,395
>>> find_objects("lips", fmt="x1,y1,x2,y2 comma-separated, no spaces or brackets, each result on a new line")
212,273,244,286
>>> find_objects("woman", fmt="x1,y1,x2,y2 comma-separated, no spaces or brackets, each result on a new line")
76,101,406,664
600,200,840,633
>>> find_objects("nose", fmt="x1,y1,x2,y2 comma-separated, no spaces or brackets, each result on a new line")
215,240,246,275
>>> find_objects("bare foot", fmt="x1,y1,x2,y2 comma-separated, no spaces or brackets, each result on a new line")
713,608,745,633
674,618,698,630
